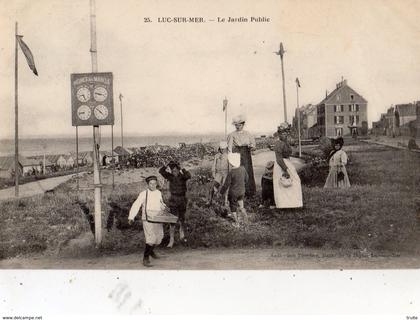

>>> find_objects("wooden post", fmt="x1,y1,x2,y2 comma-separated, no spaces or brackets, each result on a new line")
119,93,124,149
90,0,102,245
14,22,19,197
76,125,79,192
296,83,302,157
111,125,115,189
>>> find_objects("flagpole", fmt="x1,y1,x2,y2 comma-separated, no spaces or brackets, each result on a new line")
90,0,102,246
224,97,227,139
119,93,123,149
14,21,19,198
296,81,302,157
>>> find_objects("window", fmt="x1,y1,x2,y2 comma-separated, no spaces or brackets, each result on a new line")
350,94,354,100
335,128,343,136
349,115,354,124
356,115,359,124
335,105,343,112
350,104,358,112
334,116,344,124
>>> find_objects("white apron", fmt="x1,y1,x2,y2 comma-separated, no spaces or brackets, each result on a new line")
273,158,303,208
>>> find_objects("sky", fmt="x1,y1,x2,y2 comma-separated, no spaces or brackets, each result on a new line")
1,0,420,138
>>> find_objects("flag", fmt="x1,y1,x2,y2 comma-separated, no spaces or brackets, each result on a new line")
16,35,38,76
296,77,301,87
119,93,123,100
223,97,228,111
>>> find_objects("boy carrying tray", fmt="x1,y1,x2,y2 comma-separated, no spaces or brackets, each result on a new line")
128,175,169,267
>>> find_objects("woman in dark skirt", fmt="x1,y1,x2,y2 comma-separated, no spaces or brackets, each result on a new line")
227,114,256,197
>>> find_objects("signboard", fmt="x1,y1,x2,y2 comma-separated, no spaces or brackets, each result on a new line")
71,72,114,126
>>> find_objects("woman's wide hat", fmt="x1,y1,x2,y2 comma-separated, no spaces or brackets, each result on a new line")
232,114,246,125
332,136,344,146
277,122,291,133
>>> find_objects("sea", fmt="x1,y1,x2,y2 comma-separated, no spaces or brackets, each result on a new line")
0,134,227,157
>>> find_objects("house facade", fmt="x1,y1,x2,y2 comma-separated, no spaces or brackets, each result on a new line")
316,79,368,137
293,104,318,139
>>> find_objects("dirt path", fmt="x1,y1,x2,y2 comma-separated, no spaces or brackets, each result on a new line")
0,173,80,200
2,247,419,269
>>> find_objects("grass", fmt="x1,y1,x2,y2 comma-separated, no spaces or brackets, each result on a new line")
0,141,419,259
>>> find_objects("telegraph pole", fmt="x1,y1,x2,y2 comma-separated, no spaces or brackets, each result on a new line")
275,43,287,123
90,0,102,245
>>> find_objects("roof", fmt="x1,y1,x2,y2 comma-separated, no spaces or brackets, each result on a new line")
45,154,65,163
0,155,33,170
26,156,53,166
19,157,42,167
395,104,417,117
70,151,93,160
113,146,130,156
317,80,368,105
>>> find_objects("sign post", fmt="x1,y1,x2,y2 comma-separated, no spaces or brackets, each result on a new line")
71,72,114,246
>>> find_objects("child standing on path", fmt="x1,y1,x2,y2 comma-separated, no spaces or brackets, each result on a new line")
219,153,249,227
159,161,191,247
207,141,230,206
128,175,166,267
260,161,275,208
324,137,351,188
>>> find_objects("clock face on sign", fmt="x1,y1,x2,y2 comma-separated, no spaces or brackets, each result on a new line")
93,86,108,102
76,86,91,103
94,105,109,120
77,105,91,120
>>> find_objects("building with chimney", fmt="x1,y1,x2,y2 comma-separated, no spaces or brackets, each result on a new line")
316,79,368,137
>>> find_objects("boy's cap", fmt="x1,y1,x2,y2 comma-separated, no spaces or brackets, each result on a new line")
145,175,158,183
219,141,228,149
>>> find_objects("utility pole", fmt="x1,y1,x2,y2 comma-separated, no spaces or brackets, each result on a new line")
90,0,102,246
275,42,287,123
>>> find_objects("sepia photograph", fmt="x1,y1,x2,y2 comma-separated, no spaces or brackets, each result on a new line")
0,0,419,317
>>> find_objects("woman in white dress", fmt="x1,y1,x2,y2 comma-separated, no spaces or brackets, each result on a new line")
128,175,166,267
324,137,350,188
272,123,303,209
